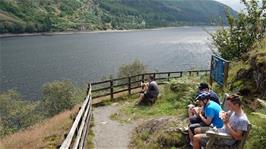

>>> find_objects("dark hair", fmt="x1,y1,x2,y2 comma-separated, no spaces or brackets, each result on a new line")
226,94,242,105
149,75,155,80
198,82,209,90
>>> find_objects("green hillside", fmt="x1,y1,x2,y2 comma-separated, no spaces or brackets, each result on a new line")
0,0,237,33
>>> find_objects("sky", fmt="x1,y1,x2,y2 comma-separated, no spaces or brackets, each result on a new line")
214,0,245,11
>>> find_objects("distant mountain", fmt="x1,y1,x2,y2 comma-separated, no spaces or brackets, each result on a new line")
0,0,237,33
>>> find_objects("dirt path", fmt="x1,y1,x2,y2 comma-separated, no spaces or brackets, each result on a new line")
92,103,138,149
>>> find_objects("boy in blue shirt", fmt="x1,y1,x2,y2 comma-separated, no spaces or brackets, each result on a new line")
188,92,223,146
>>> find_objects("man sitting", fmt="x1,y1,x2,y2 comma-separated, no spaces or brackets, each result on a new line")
188,83,220,124
188,92,223,146
198,82,220,105
193,94,250,148
137,75,159,105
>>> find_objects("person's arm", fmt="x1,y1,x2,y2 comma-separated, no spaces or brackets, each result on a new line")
222,114,243,140
197,107,214,125
224,123,243,140
198,112,212,125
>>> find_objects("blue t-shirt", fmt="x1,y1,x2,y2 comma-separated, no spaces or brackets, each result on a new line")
204,100,223,128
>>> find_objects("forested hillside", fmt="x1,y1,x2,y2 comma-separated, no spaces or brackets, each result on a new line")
0,0,237,33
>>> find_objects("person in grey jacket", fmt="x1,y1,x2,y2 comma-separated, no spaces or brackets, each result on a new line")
137,75,159,105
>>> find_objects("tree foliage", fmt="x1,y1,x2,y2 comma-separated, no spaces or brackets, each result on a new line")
0,90,37,137
210,0,266,60
0,80,83,138
41,80,80,117
117,59,147,78
0,0,237,33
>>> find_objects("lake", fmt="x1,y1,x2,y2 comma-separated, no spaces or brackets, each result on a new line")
0,27,217,99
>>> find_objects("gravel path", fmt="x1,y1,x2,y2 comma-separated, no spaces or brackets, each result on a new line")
92,103,137,149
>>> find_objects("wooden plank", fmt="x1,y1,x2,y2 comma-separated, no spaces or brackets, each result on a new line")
91,80,110,85
112,76,128,82
92,86,110,92
60,94,90,149
92,92,111,99
73,96,91,149
113,88,129,94
130,79,142,84
79,105,93,148
112,82,129,88
110,80,113,99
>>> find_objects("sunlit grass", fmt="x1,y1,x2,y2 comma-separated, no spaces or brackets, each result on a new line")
110,75,208,123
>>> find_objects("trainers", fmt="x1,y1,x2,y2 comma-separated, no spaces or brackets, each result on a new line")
178,127,189,135
190,141,193,146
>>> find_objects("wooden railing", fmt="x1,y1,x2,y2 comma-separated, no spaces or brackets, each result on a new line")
91,70,210,99
60,84,93,149
59,69,209,148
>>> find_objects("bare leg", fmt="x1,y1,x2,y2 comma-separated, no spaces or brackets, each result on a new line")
188,128,193,145
136,93,145,105
193,134,202,149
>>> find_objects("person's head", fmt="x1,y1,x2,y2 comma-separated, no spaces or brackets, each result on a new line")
198,82,209,92
196,91,211,106
226,94,242,111
148,75,155,81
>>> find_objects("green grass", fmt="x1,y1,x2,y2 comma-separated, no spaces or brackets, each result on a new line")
110,75,207,123
107,73,266,148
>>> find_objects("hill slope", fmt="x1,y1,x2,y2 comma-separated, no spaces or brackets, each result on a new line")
0,0,237,33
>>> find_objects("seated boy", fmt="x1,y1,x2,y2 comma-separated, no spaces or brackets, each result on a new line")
193,94,249,149
137,75,159,105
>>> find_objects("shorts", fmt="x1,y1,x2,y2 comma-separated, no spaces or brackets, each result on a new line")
189,116,209,134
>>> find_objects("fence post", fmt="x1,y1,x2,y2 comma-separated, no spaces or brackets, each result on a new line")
189,71,192,76
142,74,145,83
110,80,113,99
168,72,170,81
86,82,90,96
197,71,199,76
153,73,156,80
128,76,131,95
180,72,183,77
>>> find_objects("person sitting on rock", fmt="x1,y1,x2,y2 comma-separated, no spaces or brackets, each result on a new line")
193,94,250,149
137,75,159,105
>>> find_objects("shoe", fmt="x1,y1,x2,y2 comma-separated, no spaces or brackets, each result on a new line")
190,141,193,146
178,127,189,135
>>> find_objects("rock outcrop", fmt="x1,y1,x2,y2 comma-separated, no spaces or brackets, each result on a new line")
129,116,189,149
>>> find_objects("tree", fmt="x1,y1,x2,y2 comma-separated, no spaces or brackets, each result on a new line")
210,0,266,60
117,59,147,77
0,90,36,137
117,59,147,84
41,81,78,117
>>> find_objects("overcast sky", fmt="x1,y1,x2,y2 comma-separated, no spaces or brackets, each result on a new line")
214,0,245,11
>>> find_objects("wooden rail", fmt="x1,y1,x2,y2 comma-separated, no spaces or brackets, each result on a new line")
60,84,93,149
91,70,209,99
59,69,209,148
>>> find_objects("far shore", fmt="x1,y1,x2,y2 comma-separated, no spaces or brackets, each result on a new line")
0,26,219,38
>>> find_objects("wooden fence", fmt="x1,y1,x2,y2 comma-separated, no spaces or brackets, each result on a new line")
91,70,210,99
60,84,93,149
59,69,209,148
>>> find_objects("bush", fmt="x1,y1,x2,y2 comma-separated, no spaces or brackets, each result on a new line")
118,59,147,78
210,0,266,60
40,80,80,117
0,90,37,138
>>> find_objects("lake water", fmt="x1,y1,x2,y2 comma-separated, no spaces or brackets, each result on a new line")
0,27,216,99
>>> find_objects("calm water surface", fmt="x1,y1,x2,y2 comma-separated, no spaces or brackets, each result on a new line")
0,27,216,99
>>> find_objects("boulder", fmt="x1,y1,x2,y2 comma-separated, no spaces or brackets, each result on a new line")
129,116,189,149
